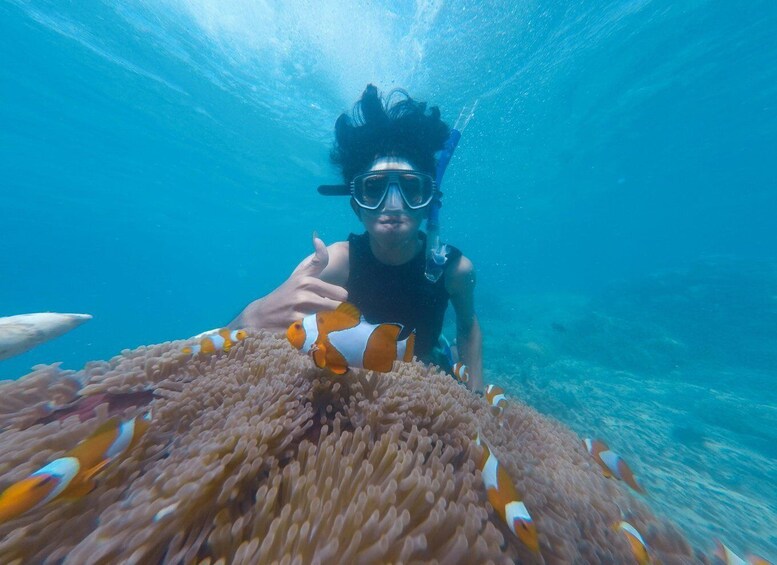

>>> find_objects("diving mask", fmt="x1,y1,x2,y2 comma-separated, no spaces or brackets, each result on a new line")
350,170,436,210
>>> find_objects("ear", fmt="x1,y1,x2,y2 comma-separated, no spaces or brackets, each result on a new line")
350,198,363,220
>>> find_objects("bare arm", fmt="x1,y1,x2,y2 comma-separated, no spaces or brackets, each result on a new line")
229,236,349,332
446,254,484,394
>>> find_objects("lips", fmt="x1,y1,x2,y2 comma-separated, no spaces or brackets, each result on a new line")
379,217,403,225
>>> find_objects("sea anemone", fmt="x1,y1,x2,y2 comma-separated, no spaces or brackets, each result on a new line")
0,332,697,563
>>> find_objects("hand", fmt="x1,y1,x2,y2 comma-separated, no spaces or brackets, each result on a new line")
231,234,348,331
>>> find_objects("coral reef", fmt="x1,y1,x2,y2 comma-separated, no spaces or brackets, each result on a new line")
0,333,698,563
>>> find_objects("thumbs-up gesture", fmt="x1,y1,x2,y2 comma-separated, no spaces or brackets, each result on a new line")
230,234,348,331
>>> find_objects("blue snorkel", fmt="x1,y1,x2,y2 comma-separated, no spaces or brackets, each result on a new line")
425,128,461,282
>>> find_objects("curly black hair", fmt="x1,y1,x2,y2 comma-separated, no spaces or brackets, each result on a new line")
330,84,450,183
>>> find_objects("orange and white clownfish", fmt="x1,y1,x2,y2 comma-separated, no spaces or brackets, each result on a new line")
287,303,415,375
475,433,539,553
182,328,247,356
452,362,469,384
286,303,362,354
0,411,151,523
714,539,772,565
583,438,646,494
614,521,651,565
485,384,508,414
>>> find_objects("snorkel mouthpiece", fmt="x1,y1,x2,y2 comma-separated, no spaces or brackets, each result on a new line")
425,129,461,282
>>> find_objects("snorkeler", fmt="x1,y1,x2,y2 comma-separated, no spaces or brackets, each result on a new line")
230,84,483,394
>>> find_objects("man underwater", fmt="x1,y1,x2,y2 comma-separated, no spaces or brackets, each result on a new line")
230,84,483,394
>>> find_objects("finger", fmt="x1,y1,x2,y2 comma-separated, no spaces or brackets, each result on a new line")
292,233,329,277
305,279,349,302
296,295,344,316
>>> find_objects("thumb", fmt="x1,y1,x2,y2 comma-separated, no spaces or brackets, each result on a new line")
296,231,329,276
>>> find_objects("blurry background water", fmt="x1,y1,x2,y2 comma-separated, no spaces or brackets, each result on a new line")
1,0,775,559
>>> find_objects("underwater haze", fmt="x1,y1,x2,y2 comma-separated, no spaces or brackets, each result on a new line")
2,0,776,560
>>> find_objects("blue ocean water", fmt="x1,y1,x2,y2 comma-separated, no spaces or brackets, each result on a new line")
1,0,775,560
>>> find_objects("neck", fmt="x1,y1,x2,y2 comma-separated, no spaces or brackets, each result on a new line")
369,234,423,265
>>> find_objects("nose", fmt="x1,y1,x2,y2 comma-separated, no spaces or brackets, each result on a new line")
381,183,405,211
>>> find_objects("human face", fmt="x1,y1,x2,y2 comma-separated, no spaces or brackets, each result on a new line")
356,157,429,245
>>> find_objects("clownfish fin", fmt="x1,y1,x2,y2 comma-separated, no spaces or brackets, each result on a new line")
372,323,401,342
615,457,646,494
335,302,361,323
403,332,416,362
59,477,98,499
329,364,348,375
82,458,112,482
312,343,327,368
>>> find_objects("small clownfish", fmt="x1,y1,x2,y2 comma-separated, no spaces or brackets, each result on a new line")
475,433,539,553
614,521,651,565
287,303,415,375
0,411,151,523
485,384,508,415
583,438,646,494
452,362,469,384
714,539,772,565
182,328,247,356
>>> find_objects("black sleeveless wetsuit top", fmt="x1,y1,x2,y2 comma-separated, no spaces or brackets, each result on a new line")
346,232,462,362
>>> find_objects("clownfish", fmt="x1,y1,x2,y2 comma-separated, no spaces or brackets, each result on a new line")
485,384,508,415
476,433,539,553
287,303,415,375
614,521,651,565
182,328,247,356
583,438,646,494
714,539,772,565
452,362,469,384
0,411,151,523
286,302,362,354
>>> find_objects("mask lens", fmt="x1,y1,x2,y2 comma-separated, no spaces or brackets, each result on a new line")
356,174,389,207
399,174,430,207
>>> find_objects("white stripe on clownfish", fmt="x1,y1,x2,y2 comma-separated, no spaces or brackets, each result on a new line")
479,434,499,489
29,457,81,506
326,320,411,370
153,501,180,523
506,500,533,526
301,313,319,353
105,411,151,459
599,451,626,480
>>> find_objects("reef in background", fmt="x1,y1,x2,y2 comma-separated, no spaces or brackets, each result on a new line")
0,332,698,563
479,258,777,560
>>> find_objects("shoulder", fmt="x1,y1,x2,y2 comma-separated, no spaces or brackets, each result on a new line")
328,241,350,262
320,241,350,286
445,252,476,296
